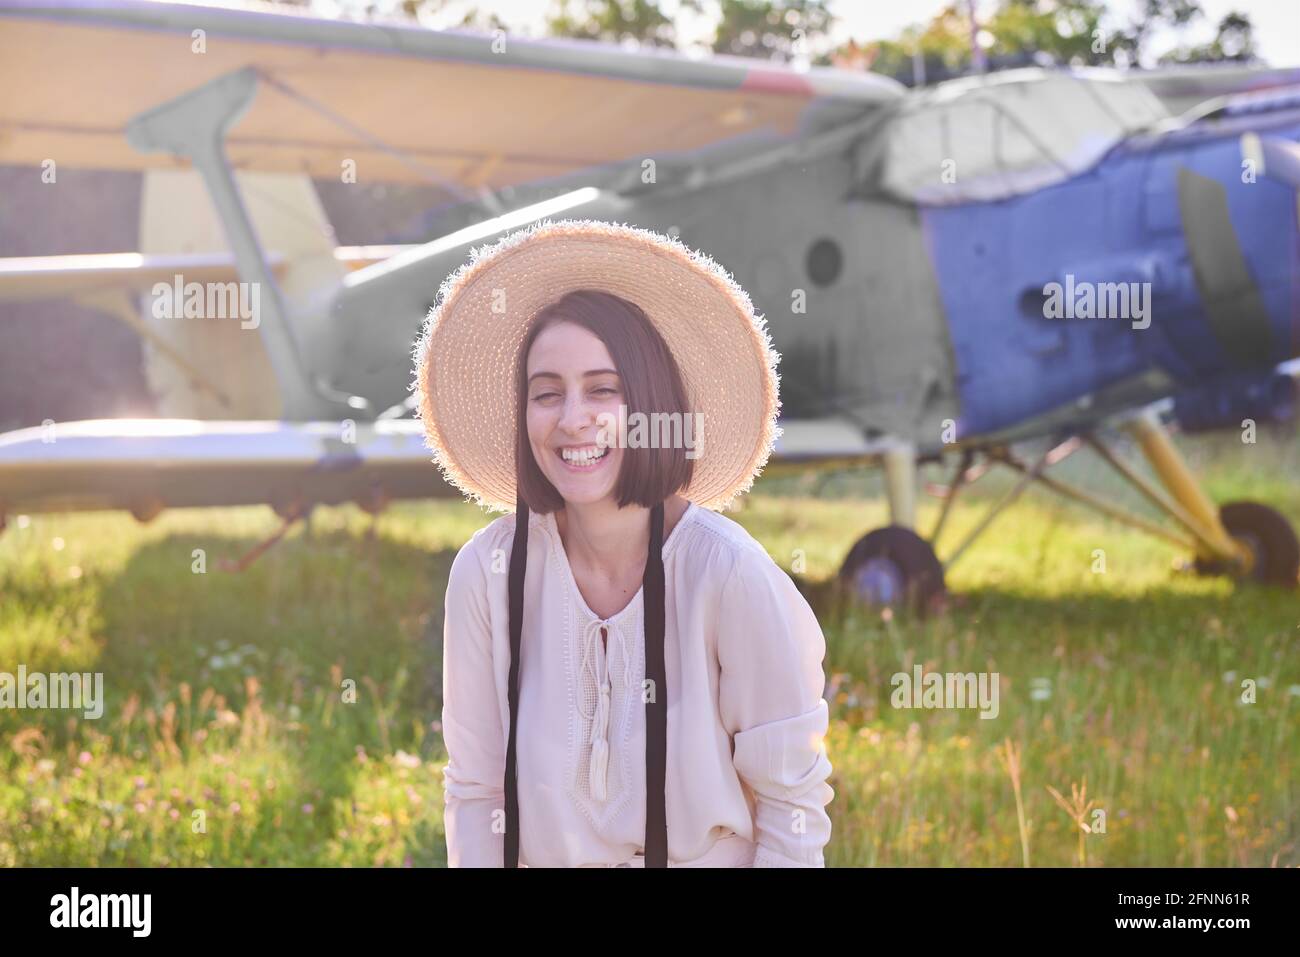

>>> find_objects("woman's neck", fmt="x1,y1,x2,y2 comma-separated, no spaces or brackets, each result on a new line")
556,494,689,580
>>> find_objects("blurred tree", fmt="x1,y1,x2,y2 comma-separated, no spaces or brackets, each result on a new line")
865,3,984,87
544,0,684,48
858,0,1258,87
442,5,512,32
707,0,834,62
1107,0,1204,64
265,0,1260,75
1158,10,1257,63
987,0,1104,66
543,0,842,64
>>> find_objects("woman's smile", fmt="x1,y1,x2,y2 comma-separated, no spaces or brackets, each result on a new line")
557,443,611,471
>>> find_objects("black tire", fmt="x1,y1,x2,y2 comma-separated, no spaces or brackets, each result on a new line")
1195,501,1300,587
837,525,947,614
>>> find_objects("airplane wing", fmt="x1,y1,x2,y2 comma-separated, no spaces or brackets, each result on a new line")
0,252,287,301
0,416,891,518
0,0,904,191
1133,63,1300,116
0,418,452,517
0,247,408,301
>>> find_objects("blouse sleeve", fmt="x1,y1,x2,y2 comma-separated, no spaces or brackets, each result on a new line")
717,544,835,868
440,533,506,867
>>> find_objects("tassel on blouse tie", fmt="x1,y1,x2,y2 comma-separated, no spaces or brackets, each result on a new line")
579,618,635,802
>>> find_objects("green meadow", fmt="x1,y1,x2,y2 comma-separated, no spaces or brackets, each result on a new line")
0,429,1296,866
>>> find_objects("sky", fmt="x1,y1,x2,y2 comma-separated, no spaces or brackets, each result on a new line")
339,0,1300,69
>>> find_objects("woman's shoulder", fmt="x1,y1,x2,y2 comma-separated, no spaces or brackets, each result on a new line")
682,506,820,632
679,504,785,580
448,512,524,578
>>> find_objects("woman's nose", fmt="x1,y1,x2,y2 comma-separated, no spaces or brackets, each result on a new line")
557,391,593,433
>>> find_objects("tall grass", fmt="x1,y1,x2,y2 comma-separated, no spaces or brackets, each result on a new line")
0,432,1296,865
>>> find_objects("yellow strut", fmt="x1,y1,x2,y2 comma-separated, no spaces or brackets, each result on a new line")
1124,412,1250,568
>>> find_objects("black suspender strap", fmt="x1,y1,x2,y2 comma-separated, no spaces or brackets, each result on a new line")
644,500,668,867
503,495,529,868
503,499,668,868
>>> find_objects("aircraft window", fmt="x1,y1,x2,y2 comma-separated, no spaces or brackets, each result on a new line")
806,238,843,287
1019,286,1051,319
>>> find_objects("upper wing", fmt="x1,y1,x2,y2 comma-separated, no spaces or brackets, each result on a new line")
1132,63,1300,116
0,0,903,189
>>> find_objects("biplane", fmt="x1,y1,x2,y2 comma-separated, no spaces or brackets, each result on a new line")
2,0,1300,605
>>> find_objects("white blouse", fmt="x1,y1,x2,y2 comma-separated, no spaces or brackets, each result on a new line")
439,500,835,867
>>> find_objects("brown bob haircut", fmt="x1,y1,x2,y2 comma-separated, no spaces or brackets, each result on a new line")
514,289,695,513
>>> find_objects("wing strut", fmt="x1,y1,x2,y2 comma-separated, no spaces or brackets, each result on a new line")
124,68,349,419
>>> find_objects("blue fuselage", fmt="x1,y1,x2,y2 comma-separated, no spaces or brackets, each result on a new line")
923,106,1300,438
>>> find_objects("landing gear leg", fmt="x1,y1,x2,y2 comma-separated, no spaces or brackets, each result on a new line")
1119,411,1245,567
882,443,917,530
1090,410,1297,586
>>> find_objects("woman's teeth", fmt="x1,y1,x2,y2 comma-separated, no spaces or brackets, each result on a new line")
560,446,609,467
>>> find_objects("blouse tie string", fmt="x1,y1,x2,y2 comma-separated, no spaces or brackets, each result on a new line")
578,617,636,802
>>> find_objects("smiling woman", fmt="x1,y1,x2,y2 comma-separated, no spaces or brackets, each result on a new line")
413,218,833,869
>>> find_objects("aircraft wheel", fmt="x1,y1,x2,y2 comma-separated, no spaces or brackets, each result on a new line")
838,525,947,614
1195,501,1300,586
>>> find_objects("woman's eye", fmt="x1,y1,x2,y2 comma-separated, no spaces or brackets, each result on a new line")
530,386,617,402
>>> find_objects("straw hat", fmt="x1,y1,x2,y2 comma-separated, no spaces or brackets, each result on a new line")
411,218,782,513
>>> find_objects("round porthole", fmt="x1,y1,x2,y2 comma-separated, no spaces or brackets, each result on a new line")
806,238,842,288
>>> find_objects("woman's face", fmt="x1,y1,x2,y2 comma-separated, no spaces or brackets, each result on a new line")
525,321,625,506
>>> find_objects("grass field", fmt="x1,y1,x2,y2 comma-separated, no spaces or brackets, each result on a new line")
0,430,1296,866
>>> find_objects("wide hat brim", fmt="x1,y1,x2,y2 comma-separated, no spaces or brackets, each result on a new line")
411,218,783,514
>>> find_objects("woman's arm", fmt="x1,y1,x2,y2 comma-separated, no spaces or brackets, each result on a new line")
440,535,506,867
717,545,835,867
